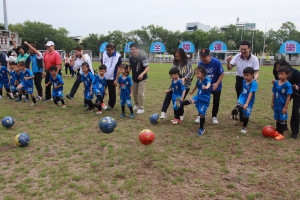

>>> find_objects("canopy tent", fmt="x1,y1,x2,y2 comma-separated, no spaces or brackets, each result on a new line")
99,42,109,61
279,40,300,65
178,41,195,53
208,41,228,61
123,42,133,59
150,42,166,53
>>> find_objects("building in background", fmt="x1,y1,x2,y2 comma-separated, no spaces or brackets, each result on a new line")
186,22,211,32
69,36,86,45
221,17,256,32
0,29,22,52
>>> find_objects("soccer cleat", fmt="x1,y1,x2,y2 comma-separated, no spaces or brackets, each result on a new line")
198,128,205,136
24,98,29,102
160,112,167,119
16,98,22,102
275,134,285,140
96,111,102,115
101,103,108,110
66,94,73,100
172,119,181,125
195,116,200,123
180,116,184,121
120,113,125,118
129,113,135,119
240,128,248,134
136,109,145,114
212,117,219,124
29,103,36,107
133,105,139,111
231,108,238,120
36,96,43,101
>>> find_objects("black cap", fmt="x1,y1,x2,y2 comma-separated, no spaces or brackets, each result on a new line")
200,48,210,56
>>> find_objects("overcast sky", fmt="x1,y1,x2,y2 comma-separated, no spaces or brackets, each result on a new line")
1,0,300,36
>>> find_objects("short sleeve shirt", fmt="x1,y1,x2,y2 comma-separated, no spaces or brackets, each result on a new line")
238,79,258,105
0,66,9,82
43,50,62,71
230,53,259,77
81,72,94,91
21,68,34,86
50,74,64,92
195,76,211,103
118,75,132,98
171,79,186,99
272,80,293,110
92,75,107,92
129,53,149,83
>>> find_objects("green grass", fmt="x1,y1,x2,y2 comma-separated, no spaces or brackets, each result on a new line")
0,63,299,199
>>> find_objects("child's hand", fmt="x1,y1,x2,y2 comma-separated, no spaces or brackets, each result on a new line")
129,93,132,97
202,85,209,90
243,104,248,110
293,84,299,90
24,77,28,80
282,107,287,114
165,89,170,94
54,86,59,89
189,90,194,94
271,103,274,110
90,91,93,95
271,80,275,84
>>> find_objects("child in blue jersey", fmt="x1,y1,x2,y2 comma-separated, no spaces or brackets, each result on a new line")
165,67,186,125
231,67,258,133
9,62,17,93
91,64,108,114
13,61,36,106
45,66,65,107
183,66,211,135
271,66,293,140
118,64,134,118
81,62,101,113
0,60,13,99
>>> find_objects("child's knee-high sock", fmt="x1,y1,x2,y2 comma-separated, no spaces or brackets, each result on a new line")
239,111,244,122
5,87,11,93
276,120,281,132
0,89,2,96
53,98,58,105
279,120,287,135
86,100,94,110
183,99,192,106
31,95,36,104
18,92,22,99
13,88,19,95
95,103,102,111
243,115,249,128
23,91,28,99
200,116,205,129
61,98,65,105
97,93,104,103
121,106,125,113
128,106,133,114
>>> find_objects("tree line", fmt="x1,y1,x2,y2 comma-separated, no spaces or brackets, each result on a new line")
6,21,300,57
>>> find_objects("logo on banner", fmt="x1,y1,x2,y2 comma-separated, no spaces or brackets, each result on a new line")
125,45,130,52
214,43,223,51
182,43,191,52
154,43,162,52
285,42,296,53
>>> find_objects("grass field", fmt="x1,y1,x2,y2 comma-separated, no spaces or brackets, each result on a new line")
0,63,299,200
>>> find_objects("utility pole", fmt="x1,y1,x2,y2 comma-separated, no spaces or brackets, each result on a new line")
3,0,8,30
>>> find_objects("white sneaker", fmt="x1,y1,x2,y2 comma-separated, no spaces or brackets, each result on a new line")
180,116,184,121
212,117,219,124
195,116,200,123
240,128,248,134
133,105,139,111
136,109,144,114
160,112,167,119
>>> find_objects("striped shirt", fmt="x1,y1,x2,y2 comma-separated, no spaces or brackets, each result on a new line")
171,59,193,88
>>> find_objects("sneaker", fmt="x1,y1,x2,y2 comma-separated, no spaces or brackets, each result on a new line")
180,116,184,121
212,117,219,124
198,128,205,136
172,119,181,125
106,106,112,111
29,103,36,107
62,105,66,108
136,109,145,114
42,98,51,102
66,94,73,100
96,111,102,115
231,108,238,120
120,113,125,118
36,96,43,101
101,103,108,110
8,93,13,99
16,98,22,102
87,109,93,112
129,113,135,119
24,98,29,102
133,105,139,111
275,134,285,140
160,112,167,119
240,128,248,134
195,116,200,123
291,133,298,139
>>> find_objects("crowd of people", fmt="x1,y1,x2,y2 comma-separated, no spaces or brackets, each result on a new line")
0,39,299,139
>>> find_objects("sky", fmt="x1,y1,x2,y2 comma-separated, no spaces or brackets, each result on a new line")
1,0,300,37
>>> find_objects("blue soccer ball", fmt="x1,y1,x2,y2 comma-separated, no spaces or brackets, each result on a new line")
150,114,160,125
2,116,14,128
99,117,117,134
15,133,30,147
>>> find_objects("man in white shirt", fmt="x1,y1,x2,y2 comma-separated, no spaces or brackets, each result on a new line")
66,47,94,100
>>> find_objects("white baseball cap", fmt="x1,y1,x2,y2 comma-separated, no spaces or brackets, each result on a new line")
45,41,55,46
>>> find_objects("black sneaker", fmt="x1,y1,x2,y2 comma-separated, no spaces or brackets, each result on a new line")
66,94,73,100
291,133,298,139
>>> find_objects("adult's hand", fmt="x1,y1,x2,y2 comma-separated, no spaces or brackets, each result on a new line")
138,74,143,80
114,79,118,87
226,55,232,64
42,72,45,78
212,83,219,91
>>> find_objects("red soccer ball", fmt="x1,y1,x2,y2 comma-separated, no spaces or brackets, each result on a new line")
139,129,155,145
262,125,278,138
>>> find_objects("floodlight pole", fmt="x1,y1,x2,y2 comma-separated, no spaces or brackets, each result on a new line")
251,28,255,53
3,0,8,30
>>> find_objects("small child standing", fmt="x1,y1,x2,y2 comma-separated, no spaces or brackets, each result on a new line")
45,66,65,107
231,67,258,133
9,62,17,93
183,66,211,135
91,64,108,114
13,61,36,106
118,64,134,118
0,60,13,99
271,66,293,140
165,68,186,125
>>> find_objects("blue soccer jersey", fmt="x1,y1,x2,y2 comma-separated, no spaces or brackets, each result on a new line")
20,68,34,87
237,79,258,117
0,66,9,82
81,72,94,100
195,76,211,103
171,79,186,100
118,75,132,98
92,75,107,93
50,74,64,97
272,80,293,110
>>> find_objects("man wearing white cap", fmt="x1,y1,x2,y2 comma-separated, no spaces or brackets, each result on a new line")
43,41,61,102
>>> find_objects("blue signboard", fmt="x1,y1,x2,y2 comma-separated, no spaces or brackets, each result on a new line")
209,41,228,52
279,40,300,54
124,42,133,53
178,41,195,53
99,42,109,53
150,42,165,53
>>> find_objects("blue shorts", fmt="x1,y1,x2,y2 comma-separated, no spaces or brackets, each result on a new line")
0,82,10,89
237,98,254,117
120,97,132,107
172,97,182,111
84,90,93,100
192,96,209,115
52,89,63,98
20,81,33,94
92,89,104,98
274,109,288,121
